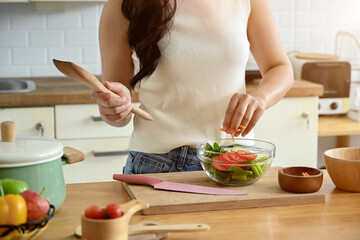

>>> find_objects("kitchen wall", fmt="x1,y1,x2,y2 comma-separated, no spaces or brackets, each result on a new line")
1,0,360,165
1,0,360,77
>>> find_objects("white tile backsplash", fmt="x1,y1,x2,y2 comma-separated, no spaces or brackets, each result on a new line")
12,48,46,65
0,1,359,78
29,31,64,47
11,14,45,30
0,49,11,66
0,31,28,47
47,12,81,29
65,30,98,46
0,15,11,30
0,66,29,77
48,47,82,62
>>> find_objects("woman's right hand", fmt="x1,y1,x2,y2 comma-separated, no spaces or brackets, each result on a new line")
91,81,133,127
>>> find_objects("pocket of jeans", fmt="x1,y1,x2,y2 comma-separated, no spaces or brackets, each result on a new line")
136,155,165,174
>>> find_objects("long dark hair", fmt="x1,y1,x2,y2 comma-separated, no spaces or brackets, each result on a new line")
122,0,177,89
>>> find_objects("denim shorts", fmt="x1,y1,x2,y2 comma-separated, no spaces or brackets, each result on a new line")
123,146,203,174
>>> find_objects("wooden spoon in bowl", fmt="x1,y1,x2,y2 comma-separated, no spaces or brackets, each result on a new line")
53,59,153,121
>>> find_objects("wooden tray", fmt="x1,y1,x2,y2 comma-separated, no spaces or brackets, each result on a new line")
122,168,326,215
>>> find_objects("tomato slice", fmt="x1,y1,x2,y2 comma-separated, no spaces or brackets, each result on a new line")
212,151,255,171
236,150,257,160
212,156,232,171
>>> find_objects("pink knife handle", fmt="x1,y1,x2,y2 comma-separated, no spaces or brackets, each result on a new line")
113,174,163,186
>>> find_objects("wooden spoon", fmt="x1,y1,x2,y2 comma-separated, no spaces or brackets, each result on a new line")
75,221,209,238
53,59,153,121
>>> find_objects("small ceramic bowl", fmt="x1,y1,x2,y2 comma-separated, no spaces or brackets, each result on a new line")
323,147,360,192
278,167,323,193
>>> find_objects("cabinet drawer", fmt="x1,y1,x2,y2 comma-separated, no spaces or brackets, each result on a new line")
61,138,129,183
254,97,318,168
55,104,134,139
0,107,55,138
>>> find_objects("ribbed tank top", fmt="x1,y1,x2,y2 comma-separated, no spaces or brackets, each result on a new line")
129,0,252,153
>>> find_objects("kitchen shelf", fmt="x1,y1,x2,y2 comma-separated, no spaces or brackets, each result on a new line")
318,115,360,147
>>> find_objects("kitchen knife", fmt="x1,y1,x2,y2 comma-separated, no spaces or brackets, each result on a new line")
113,174,246,195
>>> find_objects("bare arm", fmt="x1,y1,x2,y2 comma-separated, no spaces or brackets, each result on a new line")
223,0,294,137
92,0,135,127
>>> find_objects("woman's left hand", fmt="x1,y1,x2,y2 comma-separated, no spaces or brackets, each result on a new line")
222,92,267,137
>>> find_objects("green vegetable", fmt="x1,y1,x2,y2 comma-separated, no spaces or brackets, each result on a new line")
228,166,253,176
231,147,250,152
0,178,29,194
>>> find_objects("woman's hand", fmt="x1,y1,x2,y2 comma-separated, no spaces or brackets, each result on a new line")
222,92,267,137
91,81,133,127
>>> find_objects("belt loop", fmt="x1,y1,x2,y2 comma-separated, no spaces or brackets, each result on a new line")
176,146,188,170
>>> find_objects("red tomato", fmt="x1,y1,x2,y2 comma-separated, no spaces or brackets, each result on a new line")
85,205,104,219
236,150,257,160
212,151,257,171
103,204,123,219
212,156,231,171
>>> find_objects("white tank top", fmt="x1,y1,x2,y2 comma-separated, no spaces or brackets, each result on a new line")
129,0,252,153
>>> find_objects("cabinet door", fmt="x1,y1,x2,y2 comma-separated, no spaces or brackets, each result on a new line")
55,104,133,140
61,138,129,184
254,97,318,168
0,107,55,138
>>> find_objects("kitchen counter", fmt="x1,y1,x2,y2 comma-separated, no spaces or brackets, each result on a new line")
37,169,360,240
0,77,323,107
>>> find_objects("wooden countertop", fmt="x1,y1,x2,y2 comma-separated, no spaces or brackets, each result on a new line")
318,115,360,136
37,170,360,240
0,77,323,107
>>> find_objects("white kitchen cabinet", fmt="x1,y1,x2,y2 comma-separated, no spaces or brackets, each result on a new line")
0,106,55,138
61,138,129,184
254,97,318,168
55,104,134,183
55,104,133,140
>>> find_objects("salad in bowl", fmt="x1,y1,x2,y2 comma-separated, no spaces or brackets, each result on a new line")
197,138,276,186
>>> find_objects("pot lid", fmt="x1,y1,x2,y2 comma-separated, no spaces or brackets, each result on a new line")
0,121,63,167
0,135,64,167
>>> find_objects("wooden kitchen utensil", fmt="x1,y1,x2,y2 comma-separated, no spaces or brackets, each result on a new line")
81,200,150,240
76,220,209,239
79,199,208,240
53,59,153,121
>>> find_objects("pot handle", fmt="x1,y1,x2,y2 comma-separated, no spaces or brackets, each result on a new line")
1,121,16,142
62,146,85,165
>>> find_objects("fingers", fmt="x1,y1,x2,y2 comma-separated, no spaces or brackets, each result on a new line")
223,93,240,133
224,93,266,137
104,81,130,100
100,104,133,123
91,81,133,123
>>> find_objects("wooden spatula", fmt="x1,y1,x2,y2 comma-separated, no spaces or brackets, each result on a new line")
53,59,153,121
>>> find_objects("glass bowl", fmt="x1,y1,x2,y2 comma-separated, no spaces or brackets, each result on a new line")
197,138,276,186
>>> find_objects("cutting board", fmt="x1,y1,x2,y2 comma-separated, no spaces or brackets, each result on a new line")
122,168,326,215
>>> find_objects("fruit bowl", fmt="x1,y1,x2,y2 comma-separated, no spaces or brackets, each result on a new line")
197,138,276,186
0,204,55,240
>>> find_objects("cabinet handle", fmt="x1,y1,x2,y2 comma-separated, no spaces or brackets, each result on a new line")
92,150,129,157
35,123,44,136
301,111,310,130
91,116,103,122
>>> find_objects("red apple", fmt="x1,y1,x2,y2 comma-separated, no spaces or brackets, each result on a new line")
21,189,50,222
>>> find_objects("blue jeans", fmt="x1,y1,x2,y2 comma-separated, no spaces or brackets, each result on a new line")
123,146,203,174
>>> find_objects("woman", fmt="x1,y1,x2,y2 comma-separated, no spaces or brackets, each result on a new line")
92,0,294,174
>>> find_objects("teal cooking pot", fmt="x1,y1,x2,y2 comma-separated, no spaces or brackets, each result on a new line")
0,121,84,211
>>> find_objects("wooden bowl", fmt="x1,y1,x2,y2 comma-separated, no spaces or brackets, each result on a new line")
81,200,149,240
278,167,323,193
323,147,360,192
